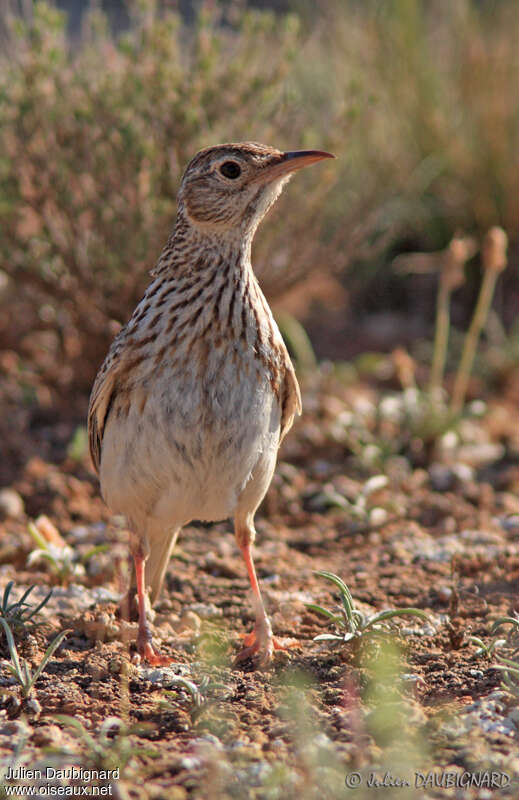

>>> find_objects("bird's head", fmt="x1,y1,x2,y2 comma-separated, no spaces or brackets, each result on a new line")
177,141,334,241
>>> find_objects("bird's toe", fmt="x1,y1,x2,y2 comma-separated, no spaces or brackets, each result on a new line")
138,640,173,667
234,629,297,668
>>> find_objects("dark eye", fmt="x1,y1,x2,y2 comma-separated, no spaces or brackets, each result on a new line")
219,161,241,179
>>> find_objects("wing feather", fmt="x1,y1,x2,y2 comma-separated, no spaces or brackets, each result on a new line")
87,363,118,474
279,351,302,444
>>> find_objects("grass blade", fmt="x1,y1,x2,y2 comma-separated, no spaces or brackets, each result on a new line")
364,608,431,630
25,588,54,621
27,629,70,692
0,617,23,679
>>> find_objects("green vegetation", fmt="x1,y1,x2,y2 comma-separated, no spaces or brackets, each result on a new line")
0,617,69,698
307,570,431,645
1,1,517,389
0,581,53,631
53,716,157,779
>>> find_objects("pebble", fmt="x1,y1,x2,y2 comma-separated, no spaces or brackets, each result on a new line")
140,664,193,685
189,602,222,619
32,724,62,746
178,756,202,770
456,442,505,467
162,790,187,800
429,464,456,492
436,586,452,603
500,515,519,533
0,720,26,737
369,507,388,526
25,697,42,717
193,734,224,750
362,475,389,497
0,488,24,519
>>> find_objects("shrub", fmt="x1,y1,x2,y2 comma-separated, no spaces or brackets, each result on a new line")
0,1,517,392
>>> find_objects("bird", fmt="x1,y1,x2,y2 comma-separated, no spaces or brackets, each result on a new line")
88,141,334,667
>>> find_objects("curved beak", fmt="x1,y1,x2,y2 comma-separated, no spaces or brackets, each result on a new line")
256,149,335,184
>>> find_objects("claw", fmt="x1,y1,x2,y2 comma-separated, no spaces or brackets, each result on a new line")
234,627,298,667
137,629,172,666
139,641,173,666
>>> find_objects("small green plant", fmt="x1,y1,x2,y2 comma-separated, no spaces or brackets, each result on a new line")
307,570,431,644
0,581,53,630
0,617,69,698
158,675,205,710
53,716,157,778
27,521,85,583
471,617,519,698
492,657,519,699
469,635,505,658
470,615,519,657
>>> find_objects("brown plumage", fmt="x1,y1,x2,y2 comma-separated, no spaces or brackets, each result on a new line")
88,141,334,666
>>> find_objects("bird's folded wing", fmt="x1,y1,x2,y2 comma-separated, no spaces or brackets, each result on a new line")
279,356,302,443
87,365,117,474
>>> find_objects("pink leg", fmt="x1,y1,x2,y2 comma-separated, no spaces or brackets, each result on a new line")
134,551,172,666
234,542,294,667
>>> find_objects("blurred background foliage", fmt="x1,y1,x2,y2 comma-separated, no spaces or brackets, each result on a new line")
0,0,518,396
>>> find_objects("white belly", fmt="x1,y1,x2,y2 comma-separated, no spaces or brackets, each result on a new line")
99,361,281,529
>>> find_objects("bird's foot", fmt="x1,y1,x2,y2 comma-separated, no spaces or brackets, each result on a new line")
137,626,172,667
234,619,298,668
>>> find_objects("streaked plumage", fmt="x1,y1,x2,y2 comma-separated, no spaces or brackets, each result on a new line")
88,141,333,665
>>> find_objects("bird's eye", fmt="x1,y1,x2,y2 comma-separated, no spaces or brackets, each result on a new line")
219,161,241,179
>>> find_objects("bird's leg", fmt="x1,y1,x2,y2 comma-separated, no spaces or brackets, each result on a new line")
133,549,172,666
234,517,290,666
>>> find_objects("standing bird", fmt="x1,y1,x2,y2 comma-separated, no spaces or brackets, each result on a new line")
88,142,334,666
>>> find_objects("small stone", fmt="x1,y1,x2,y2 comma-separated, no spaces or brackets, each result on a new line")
7,695,21,712
362,475,389,497
429,464,455,492
109,658,123,675
163,789,187,800
25,697,41,717
436,586,452,603
451,463,474,483
0,489,24,519
369,507,388,526
0,720,24,737
500,515,519,533
177,610,201,635
189,603,222,619
32,724,62,746
456,442,505,468
85,661,109,679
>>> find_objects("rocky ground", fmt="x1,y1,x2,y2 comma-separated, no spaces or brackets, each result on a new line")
1,363,519,799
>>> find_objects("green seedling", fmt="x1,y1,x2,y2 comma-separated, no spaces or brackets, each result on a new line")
491,657,519,699
470,616,519,658
27,521,85,583
53,716,157,777
159,676,204,709
471,616,519,697
307,570,431,644
0,581,53,630
469,636,506,658
0,617,69,698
